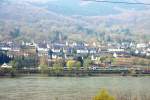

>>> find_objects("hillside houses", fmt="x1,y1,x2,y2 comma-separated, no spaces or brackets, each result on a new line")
0,40,150,63
0,40,150,72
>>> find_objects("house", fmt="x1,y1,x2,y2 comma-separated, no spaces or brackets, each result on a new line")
136,43,147,48
71,42,77,47
92,42,97,47
1,63,12,68
20,45,37,57
146,48,150,56
66,47,73,54
135,50,139,54
88,48,97,54
147,48,150,52
23,42,37,47
84,42,89,47
37,43,48,51
146,53,150,56
141,50,146,55
77,49,88,54
37,43,48,56
91,55,100,61
113,52,118,58
73,44,89,54
113,52,130,58
1,46,11,51
48,44,65,59
0,42,11,51
65,41,69,46
129,42,136,48
108,48,124,53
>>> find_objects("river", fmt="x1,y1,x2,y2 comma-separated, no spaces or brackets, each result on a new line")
0,76,150,100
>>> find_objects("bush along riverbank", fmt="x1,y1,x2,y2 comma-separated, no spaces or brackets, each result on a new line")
1,68,149,77
0,67,17,77
0,60,149,77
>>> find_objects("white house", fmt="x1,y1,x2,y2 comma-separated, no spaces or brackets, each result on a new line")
146,53,150,56
91,55,98,61
72,42,77,46
108,48,124,52
84,43,89,47
65,41,69,46
93,42,97,47
136,43,147,48
52,49,61,53
1,47,11,51
1,63,12,68
77,49,88,54
135,50,139,54
147,48,150,52
113,52,118,58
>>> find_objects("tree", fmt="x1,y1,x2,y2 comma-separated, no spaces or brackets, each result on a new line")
76,56,84,67
52,63,63,74
93,89,115,100
12,56,37,69
60,48,65,59
9,60,17,69
39,56,48,73
12,56,23,69
100,57,107,63
10,28,20,38
139,59,146,66
72,48,77,56
84,58,92,70
39,64,48,74
66,60,81,70
48,49,53,59
0,51,12,64
76,61,81,70
110,58,115,65
39,56,47,66
66,60,76,70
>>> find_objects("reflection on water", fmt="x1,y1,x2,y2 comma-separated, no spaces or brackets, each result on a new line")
0,76,149,100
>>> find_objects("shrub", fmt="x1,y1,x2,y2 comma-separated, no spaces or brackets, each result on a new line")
93,89,115,100
39,64,49,74
66,60,81,70
52,63,63,74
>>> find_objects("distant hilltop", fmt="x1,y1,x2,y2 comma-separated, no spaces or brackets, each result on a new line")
0,0,150,42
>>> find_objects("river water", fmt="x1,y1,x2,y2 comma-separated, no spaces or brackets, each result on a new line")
0,76,149,100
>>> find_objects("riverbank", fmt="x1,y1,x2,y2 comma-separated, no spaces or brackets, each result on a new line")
0,72,150,78
0,68,150,77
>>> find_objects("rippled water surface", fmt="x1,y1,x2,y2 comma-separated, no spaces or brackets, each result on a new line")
0,76,150,100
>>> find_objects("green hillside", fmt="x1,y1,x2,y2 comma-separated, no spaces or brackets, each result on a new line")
0,0,150,42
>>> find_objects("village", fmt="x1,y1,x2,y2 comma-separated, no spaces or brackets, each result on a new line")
0,40,150,76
